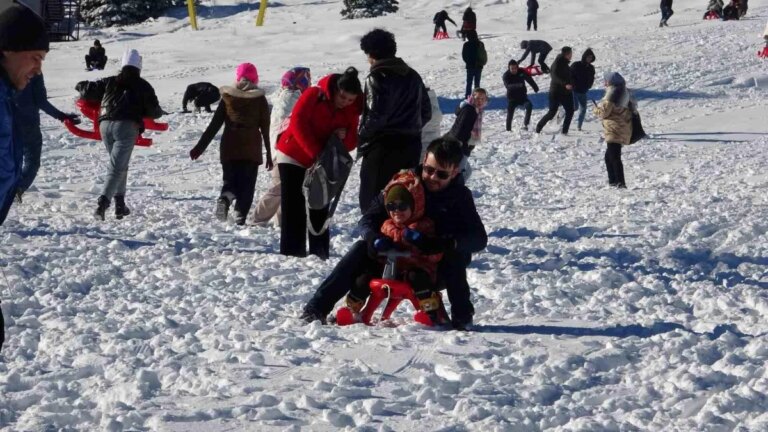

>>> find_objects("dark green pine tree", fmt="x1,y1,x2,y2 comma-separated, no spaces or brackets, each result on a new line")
341,0,399,19
80,0,187,27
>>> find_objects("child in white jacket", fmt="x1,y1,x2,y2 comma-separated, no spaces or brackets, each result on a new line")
252,67,311,224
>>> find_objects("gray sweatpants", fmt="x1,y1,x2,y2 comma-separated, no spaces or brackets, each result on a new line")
251,156,281,224
99,120,139,199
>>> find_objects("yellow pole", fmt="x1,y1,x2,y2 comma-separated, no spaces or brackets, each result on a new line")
187,0,198,30
256,0,268,26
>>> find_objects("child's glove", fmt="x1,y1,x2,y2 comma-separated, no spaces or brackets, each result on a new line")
403,228,423,244
405,228,455,254
373,237,394,252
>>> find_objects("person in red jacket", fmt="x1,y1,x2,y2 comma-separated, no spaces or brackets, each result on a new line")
276,67,363,259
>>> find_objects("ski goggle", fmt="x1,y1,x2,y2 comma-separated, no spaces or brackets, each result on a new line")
423,165,452,180
385,201,411,212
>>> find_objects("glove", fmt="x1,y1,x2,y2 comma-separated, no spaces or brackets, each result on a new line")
373,237,394,252
189,147,203,160
403,228,423,244
62,113,81,125
405,229,456,255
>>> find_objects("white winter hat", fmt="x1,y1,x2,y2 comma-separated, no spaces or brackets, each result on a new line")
121,48,142,70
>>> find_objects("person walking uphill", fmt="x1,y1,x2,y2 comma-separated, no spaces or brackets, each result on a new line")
276,68,363,259
0,3,51,352
92,49,164,221
15,74,80,203
660,0,674,27
527,0,539,31
190,63,271,226
594,72,637,189
503,60,539,131
358,29,432,213
519,39,552,73
569,48,596,131
433,10,456,39
536,46,575,135
462,31,488,98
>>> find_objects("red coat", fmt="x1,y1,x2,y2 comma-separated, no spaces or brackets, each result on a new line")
276,74,363,167
380,171,443,280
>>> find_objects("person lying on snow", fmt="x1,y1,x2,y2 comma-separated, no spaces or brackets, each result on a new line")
343,170,447,323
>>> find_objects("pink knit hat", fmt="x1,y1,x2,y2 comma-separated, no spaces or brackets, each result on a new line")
236,63,258,85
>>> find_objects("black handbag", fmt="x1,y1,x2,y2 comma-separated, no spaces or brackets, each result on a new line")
630,112,646,144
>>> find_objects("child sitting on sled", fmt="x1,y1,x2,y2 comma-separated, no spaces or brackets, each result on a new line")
343,170,447,322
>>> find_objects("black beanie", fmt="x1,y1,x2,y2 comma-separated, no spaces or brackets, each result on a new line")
562,46,572,54
0,5,50,53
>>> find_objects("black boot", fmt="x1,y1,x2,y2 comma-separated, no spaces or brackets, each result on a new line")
95,195,110,221
114,195,131,220
216,196,230,222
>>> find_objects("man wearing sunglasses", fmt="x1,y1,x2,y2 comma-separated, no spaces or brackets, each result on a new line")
302,137,487,330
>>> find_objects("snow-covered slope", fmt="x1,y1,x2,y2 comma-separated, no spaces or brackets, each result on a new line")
1,0,768,430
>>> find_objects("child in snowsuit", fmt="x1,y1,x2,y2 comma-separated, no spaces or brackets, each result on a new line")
447,88,488,181
503,60,539,131
433,10,456,38
190,63,272,225
660,0,674,27
519,40,552,73
344,171,445,322
251,66,311,225
182,82,220,113
594,71,637,189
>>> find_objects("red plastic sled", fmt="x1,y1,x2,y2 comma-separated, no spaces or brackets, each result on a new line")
758,46,768,59
704,11,720,20
64,99,168,147
523,65,544,76
433,31,449,40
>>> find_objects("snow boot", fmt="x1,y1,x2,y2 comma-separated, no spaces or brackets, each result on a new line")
300,307,327,324
216,196,230,222
94,195,110,221
14,189,22,204
114,195,130,220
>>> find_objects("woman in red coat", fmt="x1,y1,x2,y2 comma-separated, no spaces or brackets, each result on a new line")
276,67,363,259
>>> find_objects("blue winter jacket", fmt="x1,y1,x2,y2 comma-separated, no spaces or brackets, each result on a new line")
0,68,22,225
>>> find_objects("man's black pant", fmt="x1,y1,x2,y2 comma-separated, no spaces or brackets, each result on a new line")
434,22,447,37
1,306,4,352
536,91,574,134
222,160,258,220
358,137,421,213
85,54,107,70
527,12,537,30
605,142,626,187
304,240,475,322
530,49,551,73
279,163,330,259
465,68,482,97
661,7,674,22
506,99,533,130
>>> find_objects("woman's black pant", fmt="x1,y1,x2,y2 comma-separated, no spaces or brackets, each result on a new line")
279,163,330,259
605,142,626,187
221,161,258,219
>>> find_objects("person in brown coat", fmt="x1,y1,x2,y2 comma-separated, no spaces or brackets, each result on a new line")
190,63,272,225
594,71,636,189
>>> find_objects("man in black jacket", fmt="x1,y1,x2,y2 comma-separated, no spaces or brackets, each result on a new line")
503,60,539,131
569,48,595,131
433,10,456,38
660,0,674,27
462,30,487,97
302,137,488,330
358,29,432,213
535,46,575,135
182,82,220,113
527,0,539,31
519,39,552,73
85,40,107,70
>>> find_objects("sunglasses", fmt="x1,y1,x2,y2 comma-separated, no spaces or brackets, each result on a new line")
385,201,411,212
423,165,452,180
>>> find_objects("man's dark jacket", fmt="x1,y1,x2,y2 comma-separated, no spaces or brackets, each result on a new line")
519,40,552,63
503,70,539,101
358,58,431,154
360,166,487,257
92,68,163,125
447,103,478,149
527,0,539,11
549,53,573,95
569,48,596,94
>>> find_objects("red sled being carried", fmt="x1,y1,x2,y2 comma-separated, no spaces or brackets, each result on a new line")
433,31,450,40
67,80,169,147
335,250,449,327
758,46,768,59
523,65,544,76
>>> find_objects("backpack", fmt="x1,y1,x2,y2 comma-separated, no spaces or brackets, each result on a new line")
303,135,355,236
477,42,488,68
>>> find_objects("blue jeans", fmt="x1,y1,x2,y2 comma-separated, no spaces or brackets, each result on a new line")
17,129,42,193
465,68,481,98
573,92,588,130
99,120,139,199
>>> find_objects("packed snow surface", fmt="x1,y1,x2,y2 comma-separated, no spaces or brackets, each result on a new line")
1,0,768,430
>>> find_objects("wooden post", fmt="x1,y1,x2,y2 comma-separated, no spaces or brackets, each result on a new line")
187,0,198,30
256,0,268,26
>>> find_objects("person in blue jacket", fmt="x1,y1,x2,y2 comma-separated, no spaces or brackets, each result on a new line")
14,74,79,202
0,3,50,352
